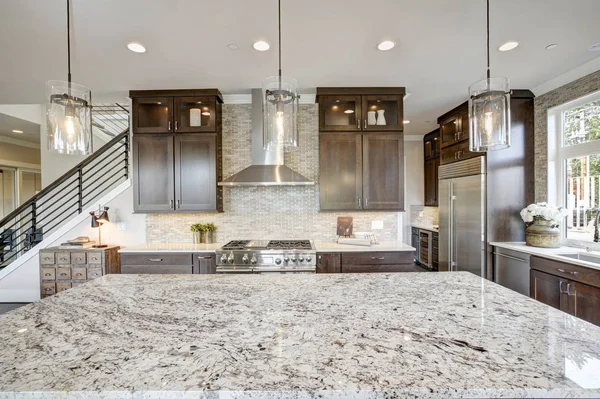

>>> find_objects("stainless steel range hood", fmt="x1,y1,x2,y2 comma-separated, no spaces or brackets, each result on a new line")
219,89,314,186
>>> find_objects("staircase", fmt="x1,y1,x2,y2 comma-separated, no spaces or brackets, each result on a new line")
0,104,130,271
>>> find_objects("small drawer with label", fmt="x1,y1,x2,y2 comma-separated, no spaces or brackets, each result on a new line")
71,252,87,264
88,253,102,264
41,282,56,295
56,282,72,293
72,267,87,280
40,253,56,265
41,267,56,281
56,267,71,280
56,252,71,265
87,268,103,280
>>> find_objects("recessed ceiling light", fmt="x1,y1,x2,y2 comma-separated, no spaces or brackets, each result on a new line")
498,41,519,52
377,40,395,51
588,43,600,52
344,110,354,114
12,129,23,133
545,43,558,50
253,41,270,51
227,44,239,50
403,120,410,124
127,42,146,53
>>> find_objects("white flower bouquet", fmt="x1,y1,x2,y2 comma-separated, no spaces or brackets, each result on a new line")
520,202,569,227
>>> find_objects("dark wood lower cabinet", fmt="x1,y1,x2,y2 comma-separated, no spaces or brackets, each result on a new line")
316,253,341,273
530,256,600,327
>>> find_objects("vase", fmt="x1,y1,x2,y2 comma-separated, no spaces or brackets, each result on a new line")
205,231,214,244
376,109,386,125
525,220,560,248
367,111,377,126
190,108,202,127
192,232,201,244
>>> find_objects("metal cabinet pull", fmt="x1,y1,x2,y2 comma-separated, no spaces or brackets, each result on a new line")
559,280,567,294
149,258,163,262
44,273,51,277
372,257,385,260
168,121,172,131
566,283,575,296
364,119,367,129
357,119,360,129
175,121,178,131
76,273,83,277
358,198,362,209
454,152,458,160
557,268,578,275
200,256,212,259
170,200,174,209
176,200,180,209
365,198,368,208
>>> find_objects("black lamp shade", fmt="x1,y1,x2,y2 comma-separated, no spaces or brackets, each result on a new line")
97,207,109,224
90,212,99,228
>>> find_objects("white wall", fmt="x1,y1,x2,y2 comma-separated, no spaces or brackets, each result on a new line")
402,138,425,244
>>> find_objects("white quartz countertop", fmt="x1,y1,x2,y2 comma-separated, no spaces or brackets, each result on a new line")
490,241,600,271
411,224,439,232
118,243,225,253
119,241,415,253
1,273,599,398
315,240,415,252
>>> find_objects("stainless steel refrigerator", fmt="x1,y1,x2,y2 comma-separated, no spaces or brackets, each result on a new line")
439,157,486,277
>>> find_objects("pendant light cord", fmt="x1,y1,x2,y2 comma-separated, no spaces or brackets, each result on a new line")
67,0,72,84
278,0,282,80
486,0,490,80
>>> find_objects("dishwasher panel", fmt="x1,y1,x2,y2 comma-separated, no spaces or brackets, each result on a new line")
493,247,530,296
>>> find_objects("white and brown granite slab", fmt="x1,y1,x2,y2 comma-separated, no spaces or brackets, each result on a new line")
0,273,599,398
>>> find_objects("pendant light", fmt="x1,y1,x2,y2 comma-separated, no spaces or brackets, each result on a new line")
468,0,511,152
46,0,93,156
263,0,299,152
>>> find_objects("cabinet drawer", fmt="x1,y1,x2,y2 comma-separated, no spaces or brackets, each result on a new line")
56,267,71,280
121,264,193,274
87,253,103,264
56,282,72,293
530,256,600,289
342,252,414,265
88,268,103,280
342,264,415,273
40,253,55,265
121,253,193,266
41,267,56,281
41,282,56,295
56,252,71,264
71,252,87,264
72,267,87,280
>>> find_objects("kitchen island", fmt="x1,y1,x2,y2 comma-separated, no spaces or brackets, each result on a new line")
0,273,599,398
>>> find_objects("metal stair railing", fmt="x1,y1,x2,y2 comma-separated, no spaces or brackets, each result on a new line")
0,104,130,269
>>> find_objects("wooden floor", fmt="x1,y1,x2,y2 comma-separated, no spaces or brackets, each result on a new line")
0,303,27,315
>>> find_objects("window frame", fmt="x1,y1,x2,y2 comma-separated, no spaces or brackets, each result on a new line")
548,90,600,247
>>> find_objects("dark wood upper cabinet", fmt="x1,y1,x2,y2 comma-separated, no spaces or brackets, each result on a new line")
174,135,219,212
423,129,440,207
174,96,217,133
363,134,404,210
319,134,363,211
132,97,173,134
132,135,175,212
130,89,223,213
439,107,468,149
318,95,362,132
130,89,223,134
316,88,405,132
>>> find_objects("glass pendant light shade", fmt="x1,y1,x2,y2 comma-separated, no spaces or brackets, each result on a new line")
46,80,93,155
468,77,511,152
262,75,299,152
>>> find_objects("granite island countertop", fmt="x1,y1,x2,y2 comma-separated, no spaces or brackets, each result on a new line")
1,273,599,398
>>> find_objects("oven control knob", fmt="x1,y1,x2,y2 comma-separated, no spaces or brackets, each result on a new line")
250,256,257,265
275,258,282,265
298,256,304,262
283,256,290,262
228,254,235,264
220,255,227,264
290,256,297,262
242,254,249,264
306,256,312,263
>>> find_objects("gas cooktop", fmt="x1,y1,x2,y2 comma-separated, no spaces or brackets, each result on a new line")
220,240,314,251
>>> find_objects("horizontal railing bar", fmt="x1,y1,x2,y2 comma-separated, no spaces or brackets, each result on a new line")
82,149,127,178
36,193,79,219
35,183,79,215
0,129,129,227
42,209,79,240
1,212,34,233
82,171,127,202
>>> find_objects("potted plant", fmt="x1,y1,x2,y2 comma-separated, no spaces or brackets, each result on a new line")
520,203,569,248
190,223,204,244
204,223,217,244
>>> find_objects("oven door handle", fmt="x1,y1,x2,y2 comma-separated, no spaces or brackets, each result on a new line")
253,267,316,273
216,268,254,273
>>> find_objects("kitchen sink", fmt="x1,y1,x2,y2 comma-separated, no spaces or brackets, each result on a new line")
558,253,600,264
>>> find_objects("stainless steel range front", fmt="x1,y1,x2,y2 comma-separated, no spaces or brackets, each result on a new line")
215,240,316,274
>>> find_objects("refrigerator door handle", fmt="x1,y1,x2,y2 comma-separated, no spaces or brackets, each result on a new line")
450,191,457,271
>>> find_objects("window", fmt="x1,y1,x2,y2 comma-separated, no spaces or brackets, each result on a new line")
548,91,600,243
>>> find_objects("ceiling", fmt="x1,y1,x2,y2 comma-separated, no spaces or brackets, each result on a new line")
0,113,40,144
1,0,600,135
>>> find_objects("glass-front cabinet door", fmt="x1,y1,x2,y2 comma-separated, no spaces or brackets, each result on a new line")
440,116,459,147
174,97,217,133
132,97,173,133
318,95,362,132
361,95,404,131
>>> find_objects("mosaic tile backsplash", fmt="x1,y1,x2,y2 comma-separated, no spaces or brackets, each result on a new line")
146,104,401,243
